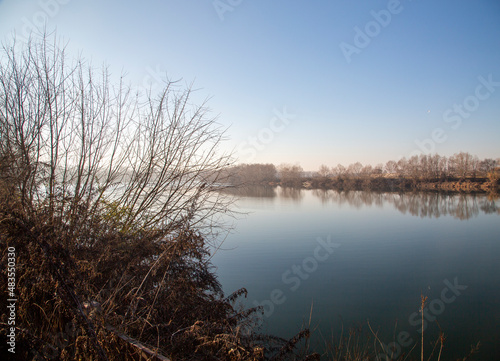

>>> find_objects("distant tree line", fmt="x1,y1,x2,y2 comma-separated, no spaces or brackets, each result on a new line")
228,153,500,192
323,153,498,181
225,163,303,187
225,163,278,185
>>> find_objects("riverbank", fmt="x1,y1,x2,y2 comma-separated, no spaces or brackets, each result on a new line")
280,176,499,194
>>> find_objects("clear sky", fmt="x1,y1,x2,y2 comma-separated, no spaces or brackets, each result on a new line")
1,0,499,171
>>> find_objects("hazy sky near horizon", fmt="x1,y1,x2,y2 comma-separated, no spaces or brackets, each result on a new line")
1,0,499,170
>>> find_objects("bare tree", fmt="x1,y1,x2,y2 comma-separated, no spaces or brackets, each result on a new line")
227,163,277,185
450,152,475,179
428,154,443,180
317,164,331,178
0,34,277,360
407,155,421,180
347,162,363,178
277,163,303,186
0,34,233,239
360,164,373,178
334,163,347,178
480,158,497,175
385,160,398,176
373,163,384,175
397,158,409,178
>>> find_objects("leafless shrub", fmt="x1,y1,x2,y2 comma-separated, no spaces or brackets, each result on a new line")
0,33,314,360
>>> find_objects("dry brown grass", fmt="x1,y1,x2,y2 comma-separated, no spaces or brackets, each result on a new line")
0,189,319,360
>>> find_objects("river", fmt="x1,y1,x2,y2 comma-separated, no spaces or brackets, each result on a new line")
211,186,500,359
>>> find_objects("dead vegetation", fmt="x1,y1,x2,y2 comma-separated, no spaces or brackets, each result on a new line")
0,33,315,360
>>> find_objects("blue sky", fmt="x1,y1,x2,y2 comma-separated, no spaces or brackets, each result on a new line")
1,0,499,170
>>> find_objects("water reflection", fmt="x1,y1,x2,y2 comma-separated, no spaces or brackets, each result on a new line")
223,185,277,198
314,190,499,220
277,186,304,201
214,186,500,359
225,186,499,220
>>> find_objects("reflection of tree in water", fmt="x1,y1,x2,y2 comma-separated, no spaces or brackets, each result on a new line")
385,193,484,220
311,190,499,220
221,185,277,198
312,190,385,209
278,187,304,201
226,186,499,219
455,195,480,220
480,198,500,215
388,193,450,218
312,189,335,204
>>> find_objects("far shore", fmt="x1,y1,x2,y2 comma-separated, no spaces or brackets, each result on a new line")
250,176,499,194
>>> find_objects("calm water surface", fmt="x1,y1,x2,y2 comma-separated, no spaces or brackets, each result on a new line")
212,187,500,359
